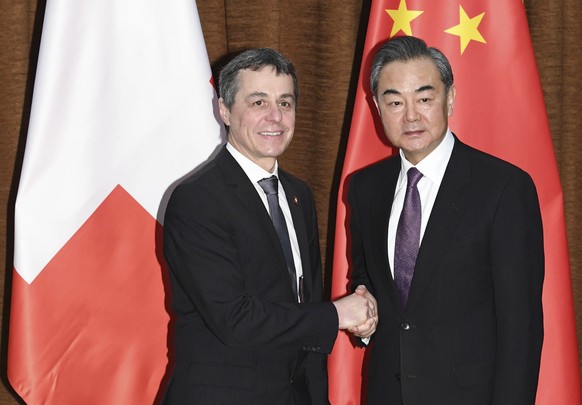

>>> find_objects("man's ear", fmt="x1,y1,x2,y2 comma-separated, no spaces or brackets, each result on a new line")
447,85,456,117
218,98,230,126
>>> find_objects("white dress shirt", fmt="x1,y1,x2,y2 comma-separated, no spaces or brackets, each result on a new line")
387,130,455,277
226,143,304,298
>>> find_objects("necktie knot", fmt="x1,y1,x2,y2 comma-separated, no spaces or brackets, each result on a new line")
407,167,423,189
258,175,278,196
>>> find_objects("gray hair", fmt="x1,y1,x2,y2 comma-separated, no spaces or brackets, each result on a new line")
370,36,454,97
218,48,299,111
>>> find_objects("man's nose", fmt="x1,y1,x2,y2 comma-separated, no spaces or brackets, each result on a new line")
266,105,283,122
404,104,419,122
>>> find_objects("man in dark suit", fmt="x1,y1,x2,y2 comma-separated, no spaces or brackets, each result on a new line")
348,36,544,404
163,48,377,405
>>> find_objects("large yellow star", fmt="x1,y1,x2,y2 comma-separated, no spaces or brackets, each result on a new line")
386,0,423,37
444,6,486,54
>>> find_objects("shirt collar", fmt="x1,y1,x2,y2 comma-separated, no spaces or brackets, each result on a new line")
226,142,279,184
399,129,454,183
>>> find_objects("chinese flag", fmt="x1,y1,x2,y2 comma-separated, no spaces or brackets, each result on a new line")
8,0,223,403
328,0,581,404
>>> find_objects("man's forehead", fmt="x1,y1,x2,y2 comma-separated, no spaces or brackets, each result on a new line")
238,65,289,80
382,57,438,74
379,59,443,89
237,68,293,94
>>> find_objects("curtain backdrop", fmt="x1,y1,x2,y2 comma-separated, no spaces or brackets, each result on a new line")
0,0,580,403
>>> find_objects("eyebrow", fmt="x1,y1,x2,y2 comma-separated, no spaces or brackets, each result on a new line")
381,84,436,96
247,91,268,99
247,92,295,100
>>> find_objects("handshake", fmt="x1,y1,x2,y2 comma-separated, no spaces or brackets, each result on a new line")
332,285,378,339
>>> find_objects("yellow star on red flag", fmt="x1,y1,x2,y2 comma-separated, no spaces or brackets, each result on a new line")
445,5,486,54
385,0,423,37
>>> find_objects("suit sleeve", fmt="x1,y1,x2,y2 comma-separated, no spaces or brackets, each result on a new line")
348,174,374,294
346,175,377,349
490,170,544,403
164,179,338,353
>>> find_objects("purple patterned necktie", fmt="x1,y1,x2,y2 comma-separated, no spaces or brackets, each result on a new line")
394,167,423,309
258,176,300,302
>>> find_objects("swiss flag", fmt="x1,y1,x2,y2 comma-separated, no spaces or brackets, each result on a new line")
328,0,581,404
8,0,224,403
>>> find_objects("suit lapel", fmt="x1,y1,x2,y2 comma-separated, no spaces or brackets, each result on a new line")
406,140,472,312
216,148,297,301
368,159,402,310
280,173,312,303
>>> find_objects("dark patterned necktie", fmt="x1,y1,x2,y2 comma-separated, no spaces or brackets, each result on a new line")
394,167,423,309
258,176,299,302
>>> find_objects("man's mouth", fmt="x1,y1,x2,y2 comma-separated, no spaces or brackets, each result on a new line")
260,131,283,137
403,129,423,136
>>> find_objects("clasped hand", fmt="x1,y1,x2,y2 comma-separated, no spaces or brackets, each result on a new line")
333,285,378,339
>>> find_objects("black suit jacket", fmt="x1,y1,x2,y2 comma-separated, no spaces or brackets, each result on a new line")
163,146,338,405
348,137,544,405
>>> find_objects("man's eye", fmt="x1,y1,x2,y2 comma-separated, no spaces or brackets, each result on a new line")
280,101,291,108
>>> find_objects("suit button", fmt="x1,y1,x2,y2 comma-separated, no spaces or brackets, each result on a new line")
401,322,410,330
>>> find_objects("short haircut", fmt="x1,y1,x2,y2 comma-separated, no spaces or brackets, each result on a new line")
370,36,454,97
219,48,299,111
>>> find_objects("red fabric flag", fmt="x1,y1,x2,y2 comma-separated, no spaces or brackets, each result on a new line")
328,1,581,404
8,0,224,403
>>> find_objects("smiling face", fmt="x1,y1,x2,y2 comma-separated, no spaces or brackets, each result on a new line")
219,66,295,172
373,57,456,165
